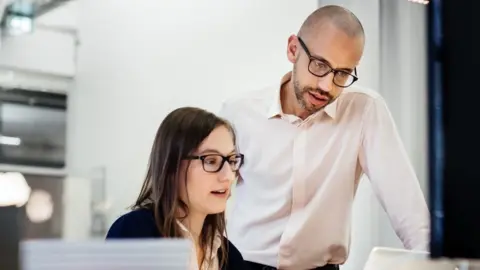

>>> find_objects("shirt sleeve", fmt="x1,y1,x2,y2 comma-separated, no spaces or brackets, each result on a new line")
358,96,430,251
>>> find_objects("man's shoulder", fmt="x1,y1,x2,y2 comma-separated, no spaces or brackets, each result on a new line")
338,84,388,110
342,84,383,101
337,85,395,123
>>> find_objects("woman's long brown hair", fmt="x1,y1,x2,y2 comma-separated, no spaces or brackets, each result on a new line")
132,107,235,267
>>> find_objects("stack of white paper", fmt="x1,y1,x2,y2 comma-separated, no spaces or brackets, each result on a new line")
20,239,191,270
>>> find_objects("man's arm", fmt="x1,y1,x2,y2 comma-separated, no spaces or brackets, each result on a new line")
358,96,430,251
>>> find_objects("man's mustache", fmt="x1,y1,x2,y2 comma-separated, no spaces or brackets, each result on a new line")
304,87,333,100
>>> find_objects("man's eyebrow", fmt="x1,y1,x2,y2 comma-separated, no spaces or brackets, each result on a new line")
310,55,355,73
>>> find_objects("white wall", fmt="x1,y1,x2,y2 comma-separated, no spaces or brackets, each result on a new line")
68,0,318,235
377,0,428,250
0,29,76,76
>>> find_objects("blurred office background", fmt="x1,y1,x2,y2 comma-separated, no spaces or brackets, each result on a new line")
0,0,427,269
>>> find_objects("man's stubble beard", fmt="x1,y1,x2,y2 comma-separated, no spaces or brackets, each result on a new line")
292,67,323,115
292,65,339,117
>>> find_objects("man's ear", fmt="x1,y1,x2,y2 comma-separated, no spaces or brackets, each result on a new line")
286,34,299,64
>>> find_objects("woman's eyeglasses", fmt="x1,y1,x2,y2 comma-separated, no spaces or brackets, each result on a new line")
185,154,244,173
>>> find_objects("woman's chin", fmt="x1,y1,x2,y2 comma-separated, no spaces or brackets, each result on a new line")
205,205,227,215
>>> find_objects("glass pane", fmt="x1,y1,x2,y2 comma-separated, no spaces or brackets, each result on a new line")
0,90,66,168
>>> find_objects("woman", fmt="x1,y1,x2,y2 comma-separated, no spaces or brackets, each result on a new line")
106,107,246,270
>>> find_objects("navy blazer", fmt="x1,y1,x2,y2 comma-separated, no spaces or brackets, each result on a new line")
106,208,246,270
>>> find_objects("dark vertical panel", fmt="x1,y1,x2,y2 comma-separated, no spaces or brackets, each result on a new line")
0,206,21,270
429,0,480,259
427,0,445,258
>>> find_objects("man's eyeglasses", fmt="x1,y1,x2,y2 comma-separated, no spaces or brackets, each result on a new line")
297,37,358,88
185,154,244,173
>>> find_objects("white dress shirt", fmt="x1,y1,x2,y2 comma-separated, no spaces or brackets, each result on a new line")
219,72,430,270
177,221,221,270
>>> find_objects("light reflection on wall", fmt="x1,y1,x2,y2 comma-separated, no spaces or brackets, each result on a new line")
26,189,54,223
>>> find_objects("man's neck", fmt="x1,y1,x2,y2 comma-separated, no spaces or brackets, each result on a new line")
281,80,309,120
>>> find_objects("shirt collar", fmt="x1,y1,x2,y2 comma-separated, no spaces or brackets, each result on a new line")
176,220,190,233
266,71,337,119
176,220,222,257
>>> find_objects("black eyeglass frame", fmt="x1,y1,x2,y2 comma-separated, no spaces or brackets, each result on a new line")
297,37,359,88
185,153,245,173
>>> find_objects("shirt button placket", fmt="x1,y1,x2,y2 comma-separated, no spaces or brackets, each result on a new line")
279,120,308,267
292,125,308,211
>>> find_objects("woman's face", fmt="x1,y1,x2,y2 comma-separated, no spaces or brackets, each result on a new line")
179,125,237,216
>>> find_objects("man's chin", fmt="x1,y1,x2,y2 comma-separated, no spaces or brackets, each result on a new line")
306,103,328,113
304,106,324,116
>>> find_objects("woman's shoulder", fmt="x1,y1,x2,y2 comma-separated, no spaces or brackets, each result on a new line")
106,208,160,239
220,236,247,270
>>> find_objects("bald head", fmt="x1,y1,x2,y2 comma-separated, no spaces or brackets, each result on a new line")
287,5,365,118
298,5,364,43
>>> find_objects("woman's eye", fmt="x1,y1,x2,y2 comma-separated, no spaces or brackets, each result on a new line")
204,158,219,165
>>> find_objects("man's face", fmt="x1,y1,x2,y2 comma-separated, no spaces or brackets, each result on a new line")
288,23,364,116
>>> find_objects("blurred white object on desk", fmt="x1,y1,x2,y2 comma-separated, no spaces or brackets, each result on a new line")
364,247,458,270
21,239,191,270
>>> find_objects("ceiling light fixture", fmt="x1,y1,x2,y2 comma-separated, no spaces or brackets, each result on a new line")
0,172,31,207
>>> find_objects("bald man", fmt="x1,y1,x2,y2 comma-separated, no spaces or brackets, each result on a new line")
219,5,429,270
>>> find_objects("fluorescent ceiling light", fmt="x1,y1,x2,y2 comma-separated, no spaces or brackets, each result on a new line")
408,0,429,4
0,135,21,146
2,13,33,36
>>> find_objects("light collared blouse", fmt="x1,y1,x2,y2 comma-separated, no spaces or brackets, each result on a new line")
177,220,223,270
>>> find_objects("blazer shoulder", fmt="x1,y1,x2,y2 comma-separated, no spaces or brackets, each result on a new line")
220,237,246,270
106,208,160,239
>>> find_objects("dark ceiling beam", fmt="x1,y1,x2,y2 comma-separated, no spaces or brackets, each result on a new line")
34,0,73,18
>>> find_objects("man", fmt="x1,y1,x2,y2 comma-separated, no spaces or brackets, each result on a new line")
219,5,429,270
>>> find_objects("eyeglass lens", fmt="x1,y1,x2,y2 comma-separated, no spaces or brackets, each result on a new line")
308,59,355,87
202,154,243,172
